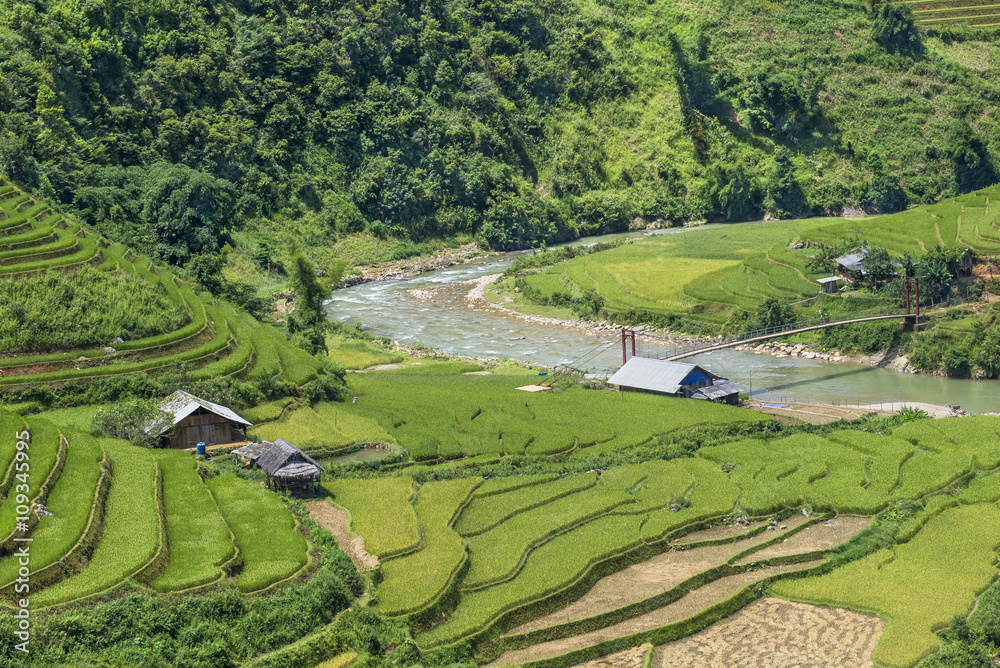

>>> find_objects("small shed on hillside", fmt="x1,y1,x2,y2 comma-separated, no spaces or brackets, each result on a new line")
607,358,724,398
690,381,743,405
257,439,326,492
817,276,842,294
151,390,252,448
231,441,276,467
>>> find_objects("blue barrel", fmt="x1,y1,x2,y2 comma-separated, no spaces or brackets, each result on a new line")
196,442,206,455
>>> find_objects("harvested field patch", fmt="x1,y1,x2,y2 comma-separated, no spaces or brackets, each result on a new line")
652,598,883,668
306,500,378,571
573,644,652,668
734,516,870,565
488,560,824,666
671,521,766,545
509,516,811,636
747,402,896,425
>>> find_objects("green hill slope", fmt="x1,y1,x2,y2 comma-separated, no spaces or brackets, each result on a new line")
0,0,998,272
0,179,332,409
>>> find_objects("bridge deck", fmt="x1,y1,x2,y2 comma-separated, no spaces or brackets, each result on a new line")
662,314,910,361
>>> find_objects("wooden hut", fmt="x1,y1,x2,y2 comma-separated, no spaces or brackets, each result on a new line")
257,439,326,493
151,390,252,448
817,276,842,294
230,441,276,468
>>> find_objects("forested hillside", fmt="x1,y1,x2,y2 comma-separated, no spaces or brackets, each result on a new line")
0,0,998,271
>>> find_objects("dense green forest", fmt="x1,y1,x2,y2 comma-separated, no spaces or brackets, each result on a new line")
1,0,999,278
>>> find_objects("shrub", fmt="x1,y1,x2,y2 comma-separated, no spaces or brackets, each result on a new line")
942,348,971,378
92,399,171,448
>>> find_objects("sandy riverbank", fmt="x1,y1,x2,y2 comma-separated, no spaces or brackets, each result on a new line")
463,273,712,347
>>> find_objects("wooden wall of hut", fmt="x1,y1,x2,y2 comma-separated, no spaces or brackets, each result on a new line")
167,410,236,448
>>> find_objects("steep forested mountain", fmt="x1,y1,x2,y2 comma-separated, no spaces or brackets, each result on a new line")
0,0,998,268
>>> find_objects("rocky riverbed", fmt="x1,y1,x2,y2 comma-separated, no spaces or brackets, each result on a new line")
734,341,914,374
341,243,499,286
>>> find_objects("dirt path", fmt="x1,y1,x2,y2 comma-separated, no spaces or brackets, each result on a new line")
305,500,379,571
488,560,824,666
508,517,809,637
652,598,884,668
734,516,871,565
571,644,652,668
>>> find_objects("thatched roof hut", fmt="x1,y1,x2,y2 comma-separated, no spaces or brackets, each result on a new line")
257,439,326,492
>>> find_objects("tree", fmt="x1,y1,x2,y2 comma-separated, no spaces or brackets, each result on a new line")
916,245,965,303
92,399,172,448
945,120,997,192
741,69,813,137
863,247,896,290
287,253,329,354
141,162,237,265
755,297,794,330
871,3,923,55
975,329,1000,378
766,147,806,218
708,162,764,221
288,254,326,329
942,348,971,378
858,152,907,213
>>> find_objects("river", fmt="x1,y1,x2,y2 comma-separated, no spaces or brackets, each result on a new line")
325,229,1000,414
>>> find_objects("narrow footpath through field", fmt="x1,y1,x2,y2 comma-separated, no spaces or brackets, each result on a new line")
305,500,379,571
652,598,884,668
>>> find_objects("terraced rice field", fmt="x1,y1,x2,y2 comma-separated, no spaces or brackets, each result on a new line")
0,410,310,608
0,180,326,400
325,415,1000,668
774,504,1000,668
908,0,1000,28
504,184,1000,325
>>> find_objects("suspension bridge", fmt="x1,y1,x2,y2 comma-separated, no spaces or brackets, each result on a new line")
630,276,928,363
655,306,915,361
540,278,946,386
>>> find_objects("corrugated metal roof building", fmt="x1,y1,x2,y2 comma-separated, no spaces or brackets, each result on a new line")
607,358,724,397
151,390,252,448
836,248,869,274
817,276,842,294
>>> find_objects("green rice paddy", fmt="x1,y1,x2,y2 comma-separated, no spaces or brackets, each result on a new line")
207,474,309,593
323,477,420,557
150,450,235,591
0,407,311,608
498,185,1000,325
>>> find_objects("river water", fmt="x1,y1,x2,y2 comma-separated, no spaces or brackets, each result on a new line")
325,230,1000,413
